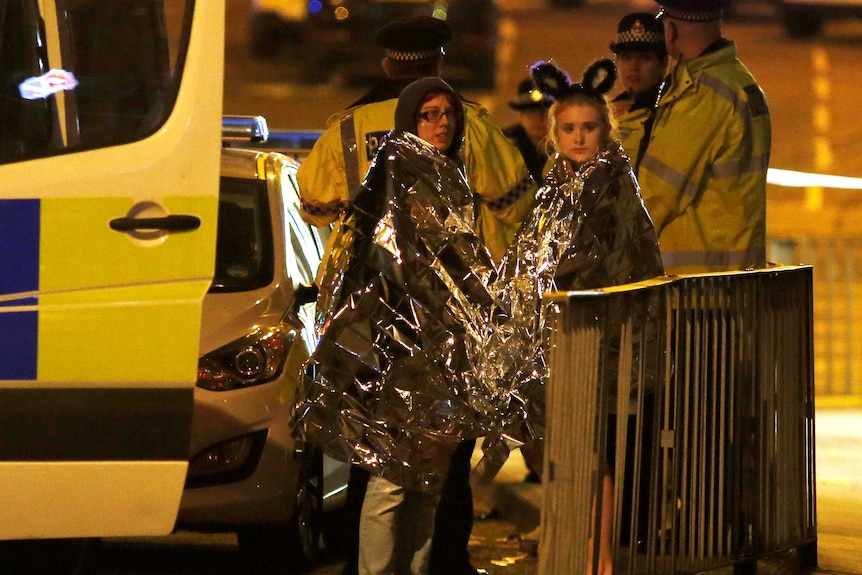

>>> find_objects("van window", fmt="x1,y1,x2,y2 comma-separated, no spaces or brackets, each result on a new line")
0,0,193,165
213,177,275,293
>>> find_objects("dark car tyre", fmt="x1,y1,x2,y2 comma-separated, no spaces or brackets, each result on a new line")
291,443,325,563
236,444,324,571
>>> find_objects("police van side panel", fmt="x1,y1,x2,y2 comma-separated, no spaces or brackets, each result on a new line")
0,0,223,538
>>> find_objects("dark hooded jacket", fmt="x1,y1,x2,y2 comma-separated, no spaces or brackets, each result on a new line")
293,78,497,493
393,76,466,160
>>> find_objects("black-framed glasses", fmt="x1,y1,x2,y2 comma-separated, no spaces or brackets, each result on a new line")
418,108,458,123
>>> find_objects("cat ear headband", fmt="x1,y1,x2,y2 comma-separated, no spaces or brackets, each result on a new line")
530,58,617,102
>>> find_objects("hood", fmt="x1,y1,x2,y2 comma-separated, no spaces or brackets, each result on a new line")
394,77,465,159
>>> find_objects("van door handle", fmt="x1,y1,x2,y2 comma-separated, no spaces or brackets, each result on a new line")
110,215,201,232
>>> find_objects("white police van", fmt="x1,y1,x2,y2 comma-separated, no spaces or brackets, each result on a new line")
0,0,221,569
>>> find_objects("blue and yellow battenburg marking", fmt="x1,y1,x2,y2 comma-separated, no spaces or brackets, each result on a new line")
0,194,215,384
0,199,40,380
0,196,205,463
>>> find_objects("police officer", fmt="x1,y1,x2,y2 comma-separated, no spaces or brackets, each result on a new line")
637,0,771,274
297,16,453,230
608,19,668,545
502,78,553,184
297,15,534,575
297,15,535,264
609,13,668,163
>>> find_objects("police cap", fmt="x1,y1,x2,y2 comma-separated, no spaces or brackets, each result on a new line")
376,16,453,62
508,78,554,110
610,12,667,55
655,0,731,21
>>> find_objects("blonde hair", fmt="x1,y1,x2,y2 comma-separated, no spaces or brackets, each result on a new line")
542,92,618,156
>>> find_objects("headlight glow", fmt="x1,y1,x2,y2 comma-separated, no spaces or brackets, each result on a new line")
235,345,267,378
197,328,293,391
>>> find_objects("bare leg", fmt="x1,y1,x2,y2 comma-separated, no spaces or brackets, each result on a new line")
587,473,613,575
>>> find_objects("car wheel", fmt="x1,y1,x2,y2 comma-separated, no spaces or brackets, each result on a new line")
291,442,324,563
784,9,822,38
236,443,323,571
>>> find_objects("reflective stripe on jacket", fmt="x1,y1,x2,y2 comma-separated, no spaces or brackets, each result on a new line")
637,42,771,275
296,98,536,261
296,100,394,227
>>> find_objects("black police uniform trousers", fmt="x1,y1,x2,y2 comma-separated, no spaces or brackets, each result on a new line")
341,438,477,575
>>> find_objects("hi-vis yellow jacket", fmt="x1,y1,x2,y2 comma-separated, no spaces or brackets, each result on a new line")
296,97,536,262
615,104,651,164
637,41,771,275
611,84,661,164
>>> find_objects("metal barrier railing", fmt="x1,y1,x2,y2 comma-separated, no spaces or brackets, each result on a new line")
540,266,817,575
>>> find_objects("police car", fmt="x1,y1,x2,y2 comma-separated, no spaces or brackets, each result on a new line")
175,116,347,569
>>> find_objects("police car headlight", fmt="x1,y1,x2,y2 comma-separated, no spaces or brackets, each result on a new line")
197,328,293,391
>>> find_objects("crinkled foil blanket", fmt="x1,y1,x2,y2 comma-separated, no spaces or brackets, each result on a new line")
292,135,660,492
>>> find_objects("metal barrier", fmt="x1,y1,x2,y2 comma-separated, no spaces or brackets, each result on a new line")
540,266,817,575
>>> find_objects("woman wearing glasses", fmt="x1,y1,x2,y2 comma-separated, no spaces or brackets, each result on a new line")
398,76,465,160
295,77,497,575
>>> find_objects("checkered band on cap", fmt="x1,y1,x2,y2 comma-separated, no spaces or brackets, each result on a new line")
610,12,666,54
658,6,723,20
385,46,444,61
615,20,664,46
